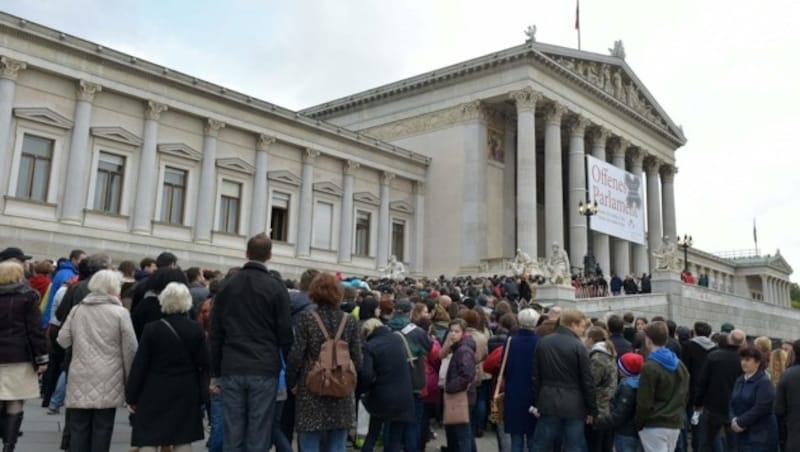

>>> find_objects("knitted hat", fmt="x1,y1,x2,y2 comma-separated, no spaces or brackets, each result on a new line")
721,322,735,333
618,353,644,377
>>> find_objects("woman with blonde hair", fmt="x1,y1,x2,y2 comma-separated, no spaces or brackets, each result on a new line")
754,336,773,367
126,281,208,452
0,259,48,451
768,348,788,386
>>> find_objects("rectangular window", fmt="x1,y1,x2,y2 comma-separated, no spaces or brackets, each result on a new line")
270,191,290,242
218,180,241,234
93,152,125,213
312,201,333,250
392,219,406,262
16,134,54,202
354,210,371,256
161,167,186,224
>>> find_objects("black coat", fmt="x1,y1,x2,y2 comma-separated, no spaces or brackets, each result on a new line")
532,326,598,419
776,364,800,451
595,379,638,437
0,282,47,365
681,336,716,401
126,314,208,447
210,262,292,378
357,327,415,422
132,292,163,340
610,333,632,357
694,344,742,418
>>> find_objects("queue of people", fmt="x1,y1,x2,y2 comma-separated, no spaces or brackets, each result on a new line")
0,238,798,452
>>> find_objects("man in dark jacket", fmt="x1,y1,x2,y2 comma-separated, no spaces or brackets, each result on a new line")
608,315,632,356
681,321,716,451
694,329,745,452
635,321,689,451
209,233,292,451
531,308,597,452
610,273,623,296
776,339,800,452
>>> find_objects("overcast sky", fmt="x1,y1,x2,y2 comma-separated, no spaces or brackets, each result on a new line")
4,0,798,282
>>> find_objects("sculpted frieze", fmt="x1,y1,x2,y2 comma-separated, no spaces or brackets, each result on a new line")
362,100,504,141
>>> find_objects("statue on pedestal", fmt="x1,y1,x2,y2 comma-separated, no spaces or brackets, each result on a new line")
545,242,571,286
510,249,546,279
381,255,406,280
652,236,681,272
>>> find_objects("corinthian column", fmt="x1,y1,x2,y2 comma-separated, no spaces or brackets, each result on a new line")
413,181,425,274
544,102,568,251
568,115,590,270
509,88,541,258
0,57,26,201
194,119,225,242
296,148,319,256
644,156,663,271
132,101,168,233
338,160,359,263
629,148,648,275
609,138,630,276
61,80,102,223
249,134,275,235
589,127,610,275
376,172,395,268
660,165,677,240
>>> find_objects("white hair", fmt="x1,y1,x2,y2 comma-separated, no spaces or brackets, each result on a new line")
158,282,192,315
518,308,541,330
88,269,123,296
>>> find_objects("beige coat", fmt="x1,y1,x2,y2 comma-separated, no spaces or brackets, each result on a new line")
57,292,138,409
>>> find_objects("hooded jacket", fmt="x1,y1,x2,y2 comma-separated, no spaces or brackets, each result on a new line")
635,347,689,430
41,260,78,328
682,336,716,399
596,376,639,437
590,342,618,416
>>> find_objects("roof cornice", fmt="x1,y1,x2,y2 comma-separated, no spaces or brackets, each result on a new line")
302,42,687,147
0,13,430,167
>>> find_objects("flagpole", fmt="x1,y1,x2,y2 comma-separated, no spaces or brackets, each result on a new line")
575,0,581,50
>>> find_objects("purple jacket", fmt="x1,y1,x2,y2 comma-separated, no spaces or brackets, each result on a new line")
446,335,477,405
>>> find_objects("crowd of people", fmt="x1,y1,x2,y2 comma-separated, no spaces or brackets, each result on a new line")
0,237,798,452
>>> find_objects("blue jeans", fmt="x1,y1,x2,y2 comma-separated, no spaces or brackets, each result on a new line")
48,371,67,410
614,434,644,452
220,375,278,452
495,422,511,452
272,400,293,452
511,432,535,452
531,416,587,452
298,428,347,452
208,394,224,452
471,380,490,434
445,423,477,452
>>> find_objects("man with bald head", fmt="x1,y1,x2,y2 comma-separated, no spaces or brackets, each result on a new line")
694,329,746,451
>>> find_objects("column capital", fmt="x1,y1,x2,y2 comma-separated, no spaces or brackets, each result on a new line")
144,100,168,121
381,171,396,186
256,134,276,151
414,181,425,195
460,100,486,122
627,148,645,169
589,127,609,147
343,159,360,175
508,87,542,112
204,118,226,137
607,137,630,157
0,56,26,81
567,115,591,137
660,164,677,181
643,155,662,174
76,80,102,102
303,148,321,164
543,102,568,124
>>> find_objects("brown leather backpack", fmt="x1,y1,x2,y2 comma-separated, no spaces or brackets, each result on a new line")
305,311,356,398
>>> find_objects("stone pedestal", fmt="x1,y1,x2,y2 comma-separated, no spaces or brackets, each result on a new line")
651,270,682,295
535,284,576,304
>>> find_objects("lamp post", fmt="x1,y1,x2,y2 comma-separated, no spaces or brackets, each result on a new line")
677,234,693,273
578,199,599,278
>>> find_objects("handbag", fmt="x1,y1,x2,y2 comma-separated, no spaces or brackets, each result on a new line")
443,390,470,425
160,318,209,403
489,337,511,424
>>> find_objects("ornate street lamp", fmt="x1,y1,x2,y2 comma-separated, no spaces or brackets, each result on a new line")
677,234,693,273
578,200,599,278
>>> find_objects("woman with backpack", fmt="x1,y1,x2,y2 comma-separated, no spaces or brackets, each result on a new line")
287,273,362,452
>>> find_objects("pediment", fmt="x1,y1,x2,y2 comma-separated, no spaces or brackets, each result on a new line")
216,157,255,175
90,126,143,147
769,253,794,275
267,170,302,186
313,181,343,196
390,200,414,213
536,45,685,142
13,107,73,129
157,143,202,161
353,192,380,206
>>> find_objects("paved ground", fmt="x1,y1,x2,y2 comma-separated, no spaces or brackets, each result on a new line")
18,400,495,451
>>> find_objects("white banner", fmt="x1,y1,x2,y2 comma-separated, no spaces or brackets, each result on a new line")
586,155,645,245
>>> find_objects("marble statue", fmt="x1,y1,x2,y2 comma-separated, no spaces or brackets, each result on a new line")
609,40,626,59
381,255,406,280
653,236,681,272
509,248,546,278
545,242,571,285
524,25,537,43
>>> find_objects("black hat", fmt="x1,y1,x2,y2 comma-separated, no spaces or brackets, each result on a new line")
395,298,413,314
0,247,32,262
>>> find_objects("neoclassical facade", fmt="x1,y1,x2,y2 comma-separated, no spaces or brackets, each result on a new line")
0,13,427,277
